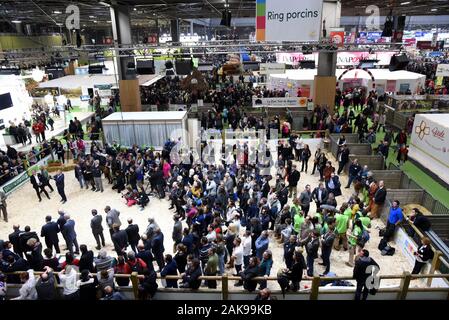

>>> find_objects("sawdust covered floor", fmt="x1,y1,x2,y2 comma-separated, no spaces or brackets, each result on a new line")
0,151,426,291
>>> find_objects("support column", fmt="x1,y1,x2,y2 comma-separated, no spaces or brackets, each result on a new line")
313,0,341,115
155,18,160,45
170,19,180,43
110,2,141,112
313,51,337,114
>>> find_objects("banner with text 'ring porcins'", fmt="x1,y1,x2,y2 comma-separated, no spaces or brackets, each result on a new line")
256,0,323,41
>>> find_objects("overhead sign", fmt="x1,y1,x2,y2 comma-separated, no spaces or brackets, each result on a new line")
252,96,306,108
259,63,286,74
436,64,449,77
93,84,112,98
276,51,396,66
256,0,323,41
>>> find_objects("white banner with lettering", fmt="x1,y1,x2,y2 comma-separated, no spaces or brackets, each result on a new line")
259,63,286,75
409,114,449,185
276,51,397,67
436,64,449,77
261,0,323,41
252,96,308,108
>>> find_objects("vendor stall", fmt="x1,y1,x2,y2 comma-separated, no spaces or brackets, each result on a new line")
268,69,426,98
102,111,188,148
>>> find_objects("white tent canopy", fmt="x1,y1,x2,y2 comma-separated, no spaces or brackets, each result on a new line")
38,74,162,90
102,111,188,148
39,75,117,89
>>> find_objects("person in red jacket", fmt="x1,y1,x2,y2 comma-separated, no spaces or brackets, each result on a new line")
397,144,409,166
124,251,147,275
32,122,41,143
37,120,46,141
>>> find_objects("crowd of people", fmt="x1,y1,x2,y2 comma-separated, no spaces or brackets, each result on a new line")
0,70,439,301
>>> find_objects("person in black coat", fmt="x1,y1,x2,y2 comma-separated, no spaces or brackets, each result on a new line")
90,209,105,250
53,170,67,203
325,173,342,197
312,183,329,209
126,218,140,253
40,215,60,254
180,258,202,289
8,225,24,258
286,248,306,291
304,230,320,277
283,235,297,269
412,237,434,274
161,254,178,288
30,170,50,202
25,238,44,271
236,256,260,292
2,255,30,284
320,225,336,275
136,244,154,271
337,145,350,175
288,165,300,199
138,268,158,300
409,208,431,236
151,228,165,272
111,224,129,255
353,249,380,300
78,270,98,301
79,245,95,273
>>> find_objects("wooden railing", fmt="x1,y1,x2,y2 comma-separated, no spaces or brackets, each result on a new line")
4,270,449,300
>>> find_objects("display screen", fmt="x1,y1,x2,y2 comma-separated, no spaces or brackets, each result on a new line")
0,93,13,110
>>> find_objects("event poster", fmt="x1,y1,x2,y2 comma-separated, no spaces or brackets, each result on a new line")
409,114,449,185
256,0,323,41
399,83,410,93
386,80,397,93
300,84,311,98
436,64,449,77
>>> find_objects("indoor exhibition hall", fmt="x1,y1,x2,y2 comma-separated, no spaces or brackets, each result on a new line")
0,0,449,305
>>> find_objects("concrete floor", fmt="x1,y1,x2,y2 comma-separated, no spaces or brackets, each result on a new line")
0,144,425,291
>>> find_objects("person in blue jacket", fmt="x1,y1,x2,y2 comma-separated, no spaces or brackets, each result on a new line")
161,254,178,288
255,231,269,260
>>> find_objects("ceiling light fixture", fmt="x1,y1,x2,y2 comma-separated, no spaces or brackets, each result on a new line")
400,2,411,5
431,8,438,11
53,10,62,14
11,20,21,23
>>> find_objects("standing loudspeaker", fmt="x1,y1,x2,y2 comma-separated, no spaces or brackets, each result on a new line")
389,54,409,72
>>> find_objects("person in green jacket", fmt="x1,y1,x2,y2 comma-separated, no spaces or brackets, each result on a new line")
359,211,371,229
293,208,304,235
334,204,350,251
204,247,218,289
290,198,302,220
346,219,364,267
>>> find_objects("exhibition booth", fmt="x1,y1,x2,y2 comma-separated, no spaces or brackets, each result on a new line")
268,69,426,98
0,74,33,145
37,73,163,109
102,111,188,149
